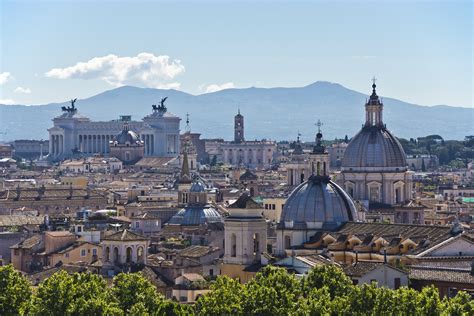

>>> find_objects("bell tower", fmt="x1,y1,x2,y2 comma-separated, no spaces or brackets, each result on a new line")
308,120,330,177
234,109,244,143
365,77,384,127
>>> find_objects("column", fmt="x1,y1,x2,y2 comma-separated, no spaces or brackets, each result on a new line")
49,135,53,157
151,135,154,156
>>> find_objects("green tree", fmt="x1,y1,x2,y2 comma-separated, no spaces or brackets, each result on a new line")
29,271,117,316
441,291,474,316
243,266,301,315
109,272,164,314
0,265,32,316
302,265,352,299
416,285,442,315
196,276,245,315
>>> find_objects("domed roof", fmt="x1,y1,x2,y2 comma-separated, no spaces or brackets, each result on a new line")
342,126,407,170
279,175,358,231
115,129,141,145
342,81,407,170
167,205,223,226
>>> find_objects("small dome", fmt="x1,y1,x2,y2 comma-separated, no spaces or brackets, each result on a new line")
279,175,358,231
342,126,407,170
167,205,223,226
115,130,141,145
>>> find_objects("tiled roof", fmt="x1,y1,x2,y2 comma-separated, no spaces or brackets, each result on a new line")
0,187,106,201
134,157,175,167
179,245,219,258
409,266,474,284
181,273,205,282
0,215,44,227
140,266,171,288
10,234,43,250
344,261,405,277
336,222,456,255
102,229,149,241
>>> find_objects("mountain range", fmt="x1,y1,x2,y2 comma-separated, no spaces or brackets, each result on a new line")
0,81,472,142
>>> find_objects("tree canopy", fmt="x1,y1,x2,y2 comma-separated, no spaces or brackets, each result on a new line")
0,264,472,316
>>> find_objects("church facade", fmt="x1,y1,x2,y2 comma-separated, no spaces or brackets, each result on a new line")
47,99,180,161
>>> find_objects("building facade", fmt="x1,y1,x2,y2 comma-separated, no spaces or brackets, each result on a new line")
48,100,180,161
217,111,276,169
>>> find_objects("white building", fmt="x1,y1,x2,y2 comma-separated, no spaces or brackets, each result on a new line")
48,99,180,161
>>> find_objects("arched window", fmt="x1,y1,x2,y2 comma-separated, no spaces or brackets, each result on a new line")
113,247,119,264
284,235,291,249
231,234,237,257
323,162,327,176
137,246,144,263
126,247,132,263
105,247,110,262
316,162,321,176
300,173,304,183
253,233,260,257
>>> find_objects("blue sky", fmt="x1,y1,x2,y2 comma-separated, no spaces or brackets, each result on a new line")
0,0,472,107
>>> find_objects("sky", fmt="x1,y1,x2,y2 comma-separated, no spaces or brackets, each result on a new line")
0,0,472,107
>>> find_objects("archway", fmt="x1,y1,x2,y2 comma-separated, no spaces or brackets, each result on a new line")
137,246,144,263
126,247,132,263
105,246,110,262
113,247,119,264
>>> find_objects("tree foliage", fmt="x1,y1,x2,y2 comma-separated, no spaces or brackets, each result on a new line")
0,264,472,315
0,265,31,316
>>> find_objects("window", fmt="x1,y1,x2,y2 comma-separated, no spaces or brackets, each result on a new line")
81,249,86,257
135,222,140,228
352,279,359,285
284,236,291,249
92,248,97,256
394,278,401,289
65,253,69,258
231,234,237,257
209,269,214,277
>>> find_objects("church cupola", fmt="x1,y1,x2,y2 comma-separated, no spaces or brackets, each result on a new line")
309,120,329,177
234,109,244,143
365,78,384,127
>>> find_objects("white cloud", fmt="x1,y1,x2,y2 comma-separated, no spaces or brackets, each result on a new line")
203,82,235,93
45,53,185,89
0,72,12,85
0,98,16,105
14,86,31,94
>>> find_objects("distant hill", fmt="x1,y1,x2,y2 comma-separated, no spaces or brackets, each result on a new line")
0,81,472,142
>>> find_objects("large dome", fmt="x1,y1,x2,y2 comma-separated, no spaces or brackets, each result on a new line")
279,175,358,231
167,205,223,226
342,126,407,170
115,129,141,145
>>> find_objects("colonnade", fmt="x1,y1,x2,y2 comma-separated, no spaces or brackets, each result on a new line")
79,134,114,154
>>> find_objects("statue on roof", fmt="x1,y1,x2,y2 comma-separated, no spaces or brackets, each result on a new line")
61,98,78,113
152,97,168,115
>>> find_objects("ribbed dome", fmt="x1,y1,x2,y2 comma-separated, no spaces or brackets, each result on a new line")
115,130,141,145
279,175,358,231
167,205,223,226
342,126,407,170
